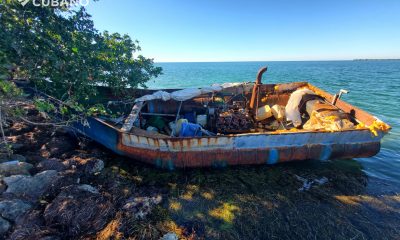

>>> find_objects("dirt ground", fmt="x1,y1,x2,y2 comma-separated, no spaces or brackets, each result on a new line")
1,107,399,240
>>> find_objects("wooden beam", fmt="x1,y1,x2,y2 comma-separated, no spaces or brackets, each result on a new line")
121,101,144,132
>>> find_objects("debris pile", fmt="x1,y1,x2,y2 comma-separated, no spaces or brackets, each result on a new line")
122,195,163,219
115,81,367,138
295,175,329,191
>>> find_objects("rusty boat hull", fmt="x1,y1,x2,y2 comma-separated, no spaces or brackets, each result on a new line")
73,82,389,169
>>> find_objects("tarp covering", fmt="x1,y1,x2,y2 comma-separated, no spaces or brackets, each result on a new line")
134,83,244,103
134,90,171,102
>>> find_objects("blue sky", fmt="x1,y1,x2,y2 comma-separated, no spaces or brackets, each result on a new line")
86,0,400,62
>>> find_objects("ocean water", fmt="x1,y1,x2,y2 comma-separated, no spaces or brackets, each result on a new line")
147,61,400,184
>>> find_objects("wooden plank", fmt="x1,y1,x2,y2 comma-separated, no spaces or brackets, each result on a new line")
121,101,144,132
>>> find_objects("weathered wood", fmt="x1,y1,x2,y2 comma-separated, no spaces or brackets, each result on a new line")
121,101,144,132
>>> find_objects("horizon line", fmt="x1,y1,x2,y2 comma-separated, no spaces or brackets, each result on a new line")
154,58,400,63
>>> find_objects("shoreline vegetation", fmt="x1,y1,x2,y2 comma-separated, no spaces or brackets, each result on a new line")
154,59,400,64
353,59,400,61
0,103,399,239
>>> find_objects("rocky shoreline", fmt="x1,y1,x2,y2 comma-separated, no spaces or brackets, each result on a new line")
0,106,169,240
0,105,399,240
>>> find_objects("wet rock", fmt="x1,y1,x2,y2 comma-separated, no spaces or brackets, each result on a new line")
36,158,67,172
160,232,179,240
44,185,114,238
0,199,33,221
3,170,59,200
122,195,162,219
0,216,11,236
0,161,33,177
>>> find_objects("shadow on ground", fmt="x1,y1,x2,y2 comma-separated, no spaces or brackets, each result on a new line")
100,147,400,240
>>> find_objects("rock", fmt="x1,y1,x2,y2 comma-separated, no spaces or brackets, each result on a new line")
44,185,114,238
0,180,6,194
4,170,59,200
0,199,33,221
84,159,104,174
0,161,33,177
11,144,24,151
0,216,11,236
160,232,179,240
10,154,26,162
39,236,61,240
122,195,162,219
0,154,26,163
36,159,67,172
25,155,47,165
76,184,99,194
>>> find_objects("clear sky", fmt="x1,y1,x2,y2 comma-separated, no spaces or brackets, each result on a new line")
86,0,400,62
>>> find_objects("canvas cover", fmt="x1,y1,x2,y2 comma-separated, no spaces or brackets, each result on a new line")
134,83,244,103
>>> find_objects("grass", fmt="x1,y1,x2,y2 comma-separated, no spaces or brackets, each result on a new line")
96,153,400,240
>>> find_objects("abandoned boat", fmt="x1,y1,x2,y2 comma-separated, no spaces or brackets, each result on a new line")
74,67,391,169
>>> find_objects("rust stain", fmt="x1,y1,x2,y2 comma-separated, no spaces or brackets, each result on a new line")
116,131,380,168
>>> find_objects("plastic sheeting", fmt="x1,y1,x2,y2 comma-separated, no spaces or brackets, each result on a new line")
134,83,244,103
170,88,202,102
134,90,171,102
285,88,315,127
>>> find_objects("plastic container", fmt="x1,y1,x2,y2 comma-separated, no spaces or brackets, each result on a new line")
175,119,188,135
271,104,286,121
196,115,207,127
255,105,273,121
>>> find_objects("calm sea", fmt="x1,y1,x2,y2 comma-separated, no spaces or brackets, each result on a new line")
148,61,400,184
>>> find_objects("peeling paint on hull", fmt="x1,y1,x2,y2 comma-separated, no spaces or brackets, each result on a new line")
74,117,383,169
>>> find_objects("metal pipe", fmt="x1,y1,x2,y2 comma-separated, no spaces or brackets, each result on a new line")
171,101,183,137
332,89,349,105
249,66,268,111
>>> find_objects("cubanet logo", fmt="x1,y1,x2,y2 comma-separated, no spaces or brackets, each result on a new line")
18,0,30,6
14,0,90,7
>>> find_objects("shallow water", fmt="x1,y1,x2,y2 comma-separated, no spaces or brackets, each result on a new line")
147,60,400,184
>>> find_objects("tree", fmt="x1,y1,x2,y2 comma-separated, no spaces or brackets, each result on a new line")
0,1,162,103
0,0,162,154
